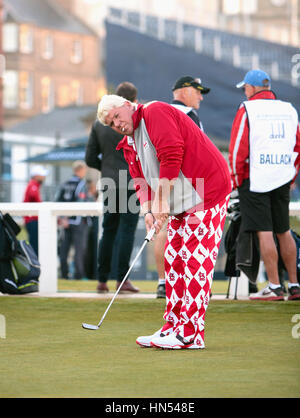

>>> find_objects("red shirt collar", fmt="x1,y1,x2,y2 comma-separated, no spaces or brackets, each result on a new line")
116,104,144,151
249,90,277,100
131,103,144,130
29,178,41,187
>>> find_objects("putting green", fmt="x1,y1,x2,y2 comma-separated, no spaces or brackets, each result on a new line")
1,288,299,398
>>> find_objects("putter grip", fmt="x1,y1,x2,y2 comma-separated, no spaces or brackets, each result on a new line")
145,226,156,241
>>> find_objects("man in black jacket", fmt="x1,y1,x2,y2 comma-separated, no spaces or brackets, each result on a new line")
154,76,210,298
56,160,89,280
171,75,210,131
85,82,140,293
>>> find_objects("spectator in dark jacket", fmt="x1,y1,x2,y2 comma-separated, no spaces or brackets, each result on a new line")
155,76,210,298
85,82,140,293
56,160,89,280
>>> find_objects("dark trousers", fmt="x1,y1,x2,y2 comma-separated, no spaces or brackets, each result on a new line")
98,189,139,283
59,220,88,279
84,217,99,280
25,220,38,257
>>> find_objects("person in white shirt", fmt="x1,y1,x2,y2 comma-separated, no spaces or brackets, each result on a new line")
229,69,300,301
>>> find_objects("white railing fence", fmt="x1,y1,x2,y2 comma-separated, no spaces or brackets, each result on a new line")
0,202,102,295
1,201,300,296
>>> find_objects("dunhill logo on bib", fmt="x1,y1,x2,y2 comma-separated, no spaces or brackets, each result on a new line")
270,122,285,139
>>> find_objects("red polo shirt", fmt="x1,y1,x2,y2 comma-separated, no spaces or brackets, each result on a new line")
23,179,42,224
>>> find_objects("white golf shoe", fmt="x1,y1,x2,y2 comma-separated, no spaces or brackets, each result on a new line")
151,332,205,350
136,325,174,348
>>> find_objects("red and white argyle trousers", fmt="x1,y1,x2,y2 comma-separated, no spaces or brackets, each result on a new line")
163,195,229,348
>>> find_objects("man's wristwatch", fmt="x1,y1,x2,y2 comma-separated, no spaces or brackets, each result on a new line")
144,210,154,219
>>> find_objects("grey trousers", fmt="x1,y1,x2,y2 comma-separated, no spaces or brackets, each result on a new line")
59,220,88,279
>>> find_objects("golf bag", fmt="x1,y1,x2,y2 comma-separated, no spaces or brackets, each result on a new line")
224,192,300,288
224,194,259,293
0,212,40,294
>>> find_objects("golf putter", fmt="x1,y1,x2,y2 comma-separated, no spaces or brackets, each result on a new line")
82,225,156,330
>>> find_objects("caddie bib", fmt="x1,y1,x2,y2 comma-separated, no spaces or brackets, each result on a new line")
244,99,298,192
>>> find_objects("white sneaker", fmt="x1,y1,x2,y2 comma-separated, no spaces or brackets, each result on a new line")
249,285,284,301
136,325,174,348
151,332,205,350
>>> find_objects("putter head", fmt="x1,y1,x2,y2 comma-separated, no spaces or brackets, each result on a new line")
82,323,99,330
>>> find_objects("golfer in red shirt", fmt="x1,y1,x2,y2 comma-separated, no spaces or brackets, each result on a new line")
97,95,231,350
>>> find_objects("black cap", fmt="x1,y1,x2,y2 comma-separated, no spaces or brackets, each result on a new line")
172,76,210,94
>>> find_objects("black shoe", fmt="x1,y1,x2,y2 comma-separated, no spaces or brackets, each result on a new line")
156,283,166,298
288,285,300,300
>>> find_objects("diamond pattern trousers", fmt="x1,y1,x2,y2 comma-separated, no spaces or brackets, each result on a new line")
163,195,229,347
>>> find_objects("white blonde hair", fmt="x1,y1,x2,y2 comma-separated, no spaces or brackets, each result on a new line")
97,94,128,125
72,160,86,173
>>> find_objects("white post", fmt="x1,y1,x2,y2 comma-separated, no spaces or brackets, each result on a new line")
121,9,128,27
139,12,146,33
158,17,165,41
195,29,203,53
38,208,58,294
271,62,279,80
213,36,222,61
176,20,183,47
252,53,259,69
233,45,241,67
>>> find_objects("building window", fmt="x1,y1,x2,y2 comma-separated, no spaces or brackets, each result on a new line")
70,80,83,105
19,71,33,109
41,76,54,113
241,0,257,14
19,24,33,54
3,23,18,52
3,70,18,108
70,40,82,63
223,0,257,14
223,0,240,14
42,33,54,59
58,84,70,107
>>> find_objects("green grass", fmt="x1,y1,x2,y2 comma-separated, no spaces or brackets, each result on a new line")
0,292,299,398
58,278,159,293
57,278,250,294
